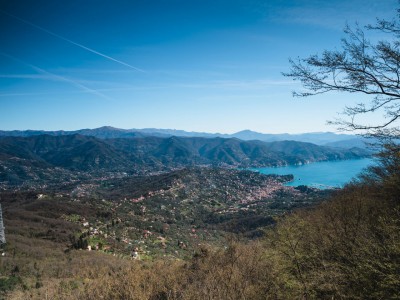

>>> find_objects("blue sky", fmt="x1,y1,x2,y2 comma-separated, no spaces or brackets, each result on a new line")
0,0,397,133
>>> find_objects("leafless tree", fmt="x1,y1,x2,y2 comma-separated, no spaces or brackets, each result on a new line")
284,8,400,137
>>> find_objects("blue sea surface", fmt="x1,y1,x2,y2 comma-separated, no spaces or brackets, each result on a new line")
250,158,374,189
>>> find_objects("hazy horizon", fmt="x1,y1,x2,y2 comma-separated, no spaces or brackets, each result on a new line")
0,125,359,136
1,0,396,133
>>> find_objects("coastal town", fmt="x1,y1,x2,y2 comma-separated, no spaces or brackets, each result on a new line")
3,167,326,259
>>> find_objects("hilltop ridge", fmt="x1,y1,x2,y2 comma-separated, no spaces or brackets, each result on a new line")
0,126,369,148
0,134,370,188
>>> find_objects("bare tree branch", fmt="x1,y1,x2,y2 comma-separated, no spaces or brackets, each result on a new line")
283,11,400,136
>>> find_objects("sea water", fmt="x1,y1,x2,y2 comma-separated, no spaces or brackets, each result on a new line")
250,158,374,189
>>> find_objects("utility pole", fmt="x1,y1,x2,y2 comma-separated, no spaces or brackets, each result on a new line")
0,203,5,245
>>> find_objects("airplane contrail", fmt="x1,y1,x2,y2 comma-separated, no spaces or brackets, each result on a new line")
0,10,145,73
0,52,112,100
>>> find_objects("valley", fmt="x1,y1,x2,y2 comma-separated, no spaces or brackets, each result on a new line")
0,128,397,299
1,167,329,259
0,132,370,189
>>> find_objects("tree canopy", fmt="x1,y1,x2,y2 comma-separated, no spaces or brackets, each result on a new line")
284,8,400,137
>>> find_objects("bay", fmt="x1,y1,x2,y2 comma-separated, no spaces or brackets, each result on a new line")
249,158,374,189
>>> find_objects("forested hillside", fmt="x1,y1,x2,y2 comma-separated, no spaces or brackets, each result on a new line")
0,144,398,299
0,134,369,187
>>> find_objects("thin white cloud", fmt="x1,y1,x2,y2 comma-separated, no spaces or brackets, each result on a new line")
0,53,111,100
157,79,298,90
0,74,60,80
266,0,397,30
0,92,61,97
0,78,299,97
0,10,145,72
91,78,297,91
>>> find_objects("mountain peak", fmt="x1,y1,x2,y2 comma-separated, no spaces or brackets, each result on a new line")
235,129,257,134
0,127,361,146
92,126,122,131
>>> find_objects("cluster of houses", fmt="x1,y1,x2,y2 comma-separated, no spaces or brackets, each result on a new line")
58,168,310,260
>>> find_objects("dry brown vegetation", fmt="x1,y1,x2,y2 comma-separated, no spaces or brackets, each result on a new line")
1,145,400,299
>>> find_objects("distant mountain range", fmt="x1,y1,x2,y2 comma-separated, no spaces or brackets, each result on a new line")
0,126,370,148
0,134,370,186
